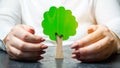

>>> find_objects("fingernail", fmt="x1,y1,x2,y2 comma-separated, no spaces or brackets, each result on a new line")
72,54,76,58
41,51,46,54
71,43,79,49
42,45,48,49
38,56,44,60
29,27,35,34
41,38,45,41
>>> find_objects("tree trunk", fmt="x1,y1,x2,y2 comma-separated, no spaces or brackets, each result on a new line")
56,35,64,59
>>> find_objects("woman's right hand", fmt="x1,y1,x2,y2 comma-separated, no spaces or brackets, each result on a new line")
3,24,48,61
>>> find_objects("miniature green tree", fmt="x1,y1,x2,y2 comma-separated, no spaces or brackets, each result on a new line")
42,6,78,59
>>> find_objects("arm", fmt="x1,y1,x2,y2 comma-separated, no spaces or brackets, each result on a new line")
71,0,120,62
0,0,21,50
95,0,120,53
0,0,21,40
0,0,48,61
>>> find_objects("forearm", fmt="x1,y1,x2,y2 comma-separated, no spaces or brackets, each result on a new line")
95,0,120,54
0,0,21,51
111,31,120,54
0,0,21,40
105,19,120,54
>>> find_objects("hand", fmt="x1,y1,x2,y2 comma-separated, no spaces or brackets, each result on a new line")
3,24,48,61
71,25,119,62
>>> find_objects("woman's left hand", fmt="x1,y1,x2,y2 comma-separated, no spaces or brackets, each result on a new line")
71,25,119,62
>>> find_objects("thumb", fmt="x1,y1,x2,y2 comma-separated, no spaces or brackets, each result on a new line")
22,25,35,34
87,25,98,34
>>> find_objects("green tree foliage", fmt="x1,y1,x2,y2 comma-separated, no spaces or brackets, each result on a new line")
42,6,78,41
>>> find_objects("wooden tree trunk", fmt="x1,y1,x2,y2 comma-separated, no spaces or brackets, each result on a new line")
56,35,64,59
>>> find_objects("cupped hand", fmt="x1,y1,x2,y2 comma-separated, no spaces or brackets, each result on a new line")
4,24,48,61
71,25,119,62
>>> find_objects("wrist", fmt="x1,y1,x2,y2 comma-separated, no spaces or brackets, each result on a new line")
111,31,120,54
0,39,6,51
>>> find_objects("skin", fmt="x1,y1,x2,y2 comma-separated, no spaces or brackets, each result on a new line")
3,24,120,62
71,25,120,62
3,24,48,61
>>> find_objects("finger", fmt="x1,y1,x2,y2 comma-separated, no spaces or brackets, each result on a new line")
5,43,17,59
9,54,43,61
72,50,81,59
71,43,79,50
13,27,44,43
71,26,105,49
88,25,98,34
8,45,45,60
10,36,48,51
72,54,76,59
21,24,35,34
71,25,98,49
72,37,113,62
76,46,112,62
25,35,45,43
72,50,80,54
78,36,112,56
